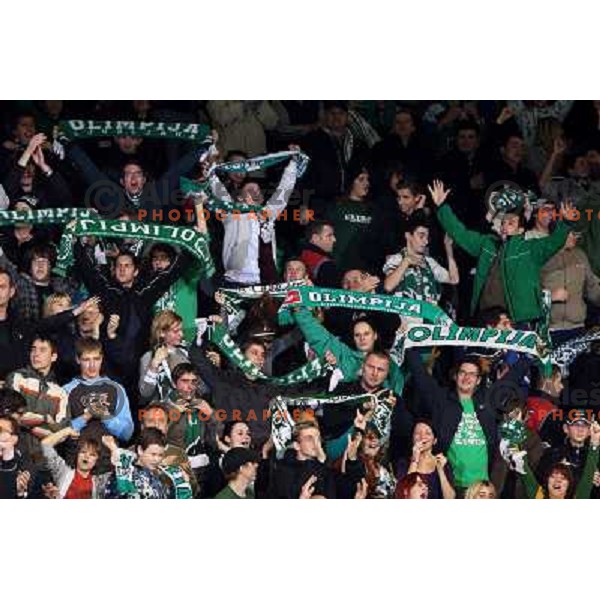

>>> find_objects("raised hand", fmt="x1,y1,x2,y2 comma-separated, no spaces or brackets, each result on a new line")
590,421,600,448
101,435,118,453
106,314,121,340
354,478,368,499
435,453,448,471
560,199,578,222
553,137,567,156
496,106,515,125
206,350,222,368
427,179,451,207
346,429,363,461
299,474,317,499
151,344,170,369
73,296,100,317
16,471,31,497
324,350,337,367
31,144,50,172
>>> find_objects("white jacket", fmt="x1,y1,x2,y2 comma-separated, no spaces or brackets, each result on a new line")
211,160,298,285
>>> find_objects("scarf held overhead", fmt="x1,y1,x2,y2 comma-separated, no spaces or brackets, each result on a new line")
277,287,453,327
180,149,310,213
393,323,551,369
0,207,98,226
54,219,214,277
206,323,331,386
57,120,211,142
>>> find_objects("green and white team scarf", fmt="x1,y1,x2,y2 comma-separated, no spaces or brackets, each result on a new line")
115,449,192,499
160,465,193,499
278,287,452,327
205,322,332,386
181,177,257,213
56,120,211,142
536,289,553,350
549,328,600,377
270,389,395,457
386,249,442,304
220,280,307,332
180,149,310,212
0,207,98,227
54,218,214,277
392,323,551,370
208,149,310,179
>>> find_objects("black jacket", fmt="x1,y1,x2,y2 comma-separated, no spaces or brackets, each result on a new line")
189,346,303,445
301,128,368,212
74,243,191,385
0,307,33,380
2,161,73,209
405,349,529,464
267,448,365,499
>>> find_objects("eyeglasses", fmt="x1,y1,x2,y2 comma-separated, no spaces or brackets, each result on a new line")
458,369,479,377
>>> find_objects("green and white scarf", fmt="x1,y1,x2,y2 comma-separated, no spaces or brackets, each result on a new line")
54,218,214,278
56,120,211,142
0,207,98,227
205,323,332,386
180,149,310,212
220,280,307,332
549,327,600,377
160,465,193,499
208,149,310,179
115,449,192,499
278,287,452,327
398,251,441,304
270,389,395,457
392,323,550,369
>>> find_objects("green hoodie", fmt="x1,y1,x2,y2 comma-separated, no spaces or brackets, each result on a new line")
436,203,569,323
292,308,405,396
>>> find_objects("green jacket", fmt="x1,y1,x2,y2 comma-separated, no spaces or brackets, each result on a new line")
436,203,569,323
292,308,405,396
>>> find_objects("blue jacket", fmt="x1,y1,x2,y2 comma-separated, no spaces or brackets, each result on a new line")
64,375,134,442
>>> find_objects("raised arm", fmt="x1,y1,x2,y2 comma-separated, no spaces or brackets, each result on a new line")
429,180,486,257
529,201,575,265
137,247,193,305
404,348,446,418
265,147,300,219
292,307,356,372
157,140,212,201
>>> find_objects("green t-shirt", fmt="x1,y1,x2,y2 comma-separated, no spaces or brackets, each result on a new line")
447,398,489,488
214,484,255,499
327,199,372,272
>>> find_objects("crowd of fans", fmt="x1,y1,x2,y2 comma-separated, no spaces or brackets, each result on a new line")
1,99,600,500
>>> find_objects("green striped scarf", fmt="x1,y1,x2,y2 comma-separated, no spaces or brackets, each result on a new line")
206,323,331,386
57,120,210,142
0,207,98,226
278,287,452,327
54,218,214,278
180,149,310,213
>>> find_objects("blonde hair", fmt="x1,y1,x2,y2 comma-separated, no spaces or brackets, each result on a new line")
43,292,72,317
149,310,183,347
465,480,497,499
